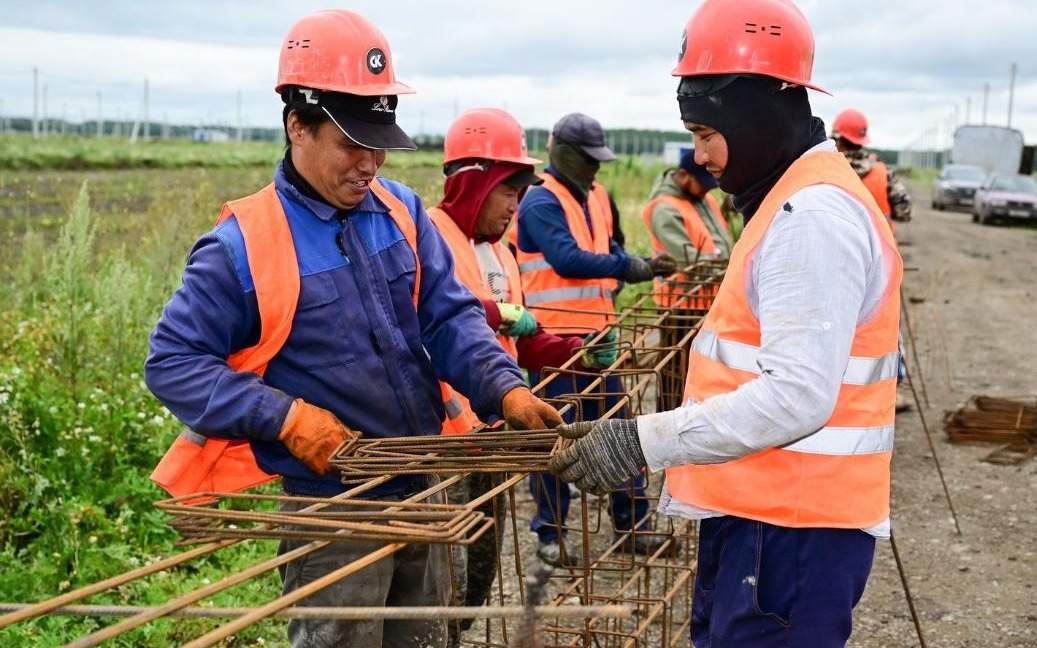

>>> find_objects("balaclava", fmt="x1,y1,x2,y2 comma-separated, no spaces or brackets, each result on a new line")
549,139,599,195
677,74,826,220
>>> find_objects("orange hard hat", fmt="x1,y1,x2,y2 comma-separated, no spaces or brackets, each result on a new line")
672,0,828,94
832,108,870,146
276,10,414,96
443,108,541,166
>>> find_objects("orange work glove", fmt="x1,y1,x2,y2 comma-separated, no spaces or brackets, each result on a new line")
277,399,359,475
501,387,563,431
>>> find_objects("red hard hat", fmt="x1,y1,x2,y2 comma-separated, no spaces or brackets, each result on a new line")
443,108,541,166
276,10,414,96
672,0,829,94
832,108,870,146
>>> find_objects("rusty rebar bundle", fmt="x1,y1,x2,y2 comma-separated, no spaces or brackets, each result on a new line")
944,395,1037,465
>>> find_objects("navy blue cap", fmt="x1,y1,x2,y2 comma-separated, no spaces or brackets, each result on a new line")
679,149,718,191
552,112,616,162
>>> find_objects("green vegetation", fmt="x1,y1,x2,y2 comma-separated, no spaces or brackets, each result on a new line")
0,134,449,172
0,140,672,644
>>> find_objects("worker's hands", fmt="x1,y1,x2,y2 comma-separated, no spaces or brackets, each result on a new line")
548,419,646,496
278,399,360,475
497,303,539,337
501,387,563,430
621,256,654,283
649,254,679,277
581,329,619,369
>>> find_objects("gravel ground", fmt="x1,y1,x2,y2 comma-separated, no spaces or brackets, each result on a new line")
851,184,1037,647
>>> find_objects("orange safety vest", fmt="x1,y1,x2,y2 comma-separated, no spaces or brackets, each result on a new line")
640,192,728,309
666,152,903,530
151,180,466,497
861,159,897,236
514,175,617,335
429,206,522,434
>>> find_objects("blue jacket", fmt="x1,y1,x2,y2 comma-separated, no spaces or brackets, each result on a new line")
516,166,631,279
145,163,525,496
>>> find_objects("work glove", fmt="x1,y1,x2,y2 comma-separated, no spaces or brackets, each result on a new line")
548,419,646,496
649,254,679,277
278,399,360,475
620,256,654,283
501,387,563,430
497,303,539,337
581,329,619,369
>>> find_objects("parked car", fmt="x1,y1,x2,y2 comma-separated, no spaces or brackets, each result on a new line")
932,164,987,210
972,173,1037,225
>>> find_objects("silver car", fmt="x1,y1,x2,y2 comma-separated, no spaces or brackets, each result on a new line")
932,164,986,210
972,173,1037,225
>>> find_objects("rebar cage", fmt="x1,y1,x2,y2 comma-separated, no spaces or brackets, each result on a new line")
0,260,726,647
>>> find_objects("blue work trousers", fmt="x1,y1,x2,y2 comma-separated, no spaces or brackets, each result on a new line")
692,516,875,648
527,370,649,544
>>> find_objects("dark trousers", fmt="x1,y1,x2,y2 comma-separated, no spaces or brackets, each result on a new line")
528,370,649,544
277,492,449,648
692,516,875,648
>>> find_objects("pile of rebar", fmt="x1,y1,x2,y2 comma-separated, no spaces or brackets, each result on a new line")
944,395,1037,465
0,259,726,647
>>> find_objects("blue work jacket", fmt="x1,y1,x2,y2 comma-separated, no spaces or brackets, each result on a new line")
516,166,631,279
145,163,525,496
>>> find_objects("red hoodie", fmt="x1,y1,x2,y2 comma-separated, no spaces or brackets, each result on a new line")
437,163,584,373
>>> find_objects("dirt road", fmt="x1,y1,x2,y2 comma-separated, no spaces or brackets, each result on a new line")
853,184,1037,647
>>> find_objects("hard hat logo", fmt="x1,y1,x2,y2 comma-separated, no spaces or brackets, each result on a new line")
678,30,687,63
367,48,386,75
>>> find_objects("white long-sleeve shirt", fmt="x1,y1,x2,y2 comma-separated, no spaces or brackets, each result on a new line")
636,140,895,538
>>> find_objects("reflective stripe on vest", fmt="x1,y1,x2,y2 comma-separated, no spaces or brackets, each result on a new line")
640,192,727,309
151,179,423,498
515,175,617,335
428,206,520,435
666,151,903,530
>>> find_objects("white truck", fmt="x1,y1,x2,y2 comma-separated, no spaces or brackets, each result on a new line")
951,125,1025,175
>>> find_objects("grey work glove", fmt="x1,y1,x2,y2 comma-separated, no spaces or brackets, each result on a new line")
548,419,647,496
649,253,679,277
621,256,654,283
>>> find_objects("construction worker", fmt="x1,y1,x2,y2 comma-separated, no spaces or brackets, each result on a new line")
551,1,903,646
642,149,732,309
644,149,731,264
143,11,560,648
431,108,618,640
833,108,913,223
514,112,677,566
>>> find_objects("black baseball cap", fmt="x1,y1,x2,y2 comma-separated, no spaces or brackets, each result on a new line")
283,86,417,151
551,112,616,162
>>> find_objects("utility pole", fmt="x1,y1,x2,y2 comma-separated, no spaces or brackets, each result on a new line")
982,82,989,125
965,97,971,124
32,66,39,138
143,78,150,140
1007,62,1017,128
96,91,103,138
61,103,67,135
235,89,243,142
42,83,48,137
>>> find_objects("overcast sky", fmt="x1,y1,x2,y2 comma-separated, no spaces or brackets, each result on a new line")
2,0,1034,149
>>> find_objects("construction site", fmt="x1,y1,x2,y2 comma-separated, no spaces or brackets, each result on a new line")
1,2,1036,647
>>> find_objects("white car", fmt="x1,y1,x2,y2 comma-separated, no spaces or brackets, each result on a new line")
932,164,986,211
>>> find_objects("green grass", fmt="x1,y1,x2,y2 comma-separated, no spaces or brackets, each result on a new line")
0,141,674,644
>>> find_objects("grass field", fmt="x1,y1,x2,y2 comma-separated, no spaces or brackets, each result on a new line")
0,136,671,645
